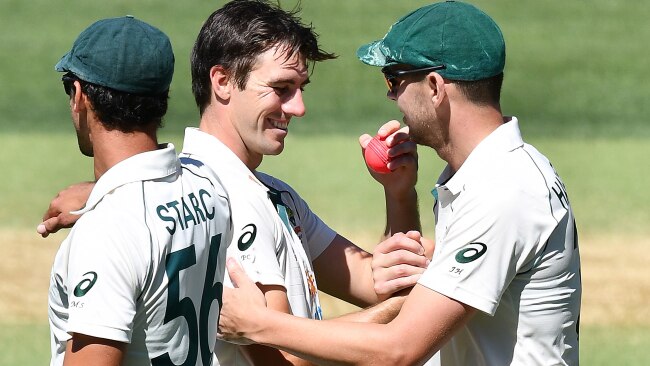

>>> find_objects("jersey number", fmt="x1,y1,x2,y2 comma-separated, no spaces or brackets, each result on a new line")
152,234,223,366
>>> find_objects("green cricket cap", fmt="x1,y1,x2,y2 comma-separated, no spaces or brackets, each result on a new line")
55,16,174,94
357,1,505,81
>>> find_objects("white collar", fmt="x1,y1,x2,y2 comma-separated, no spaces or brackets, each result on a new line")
436,117,524,196
181,127,267,190
73,143,179,214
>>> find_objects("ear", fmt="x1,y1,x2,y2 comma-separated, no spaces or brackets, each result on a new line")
427,72,447,108
71,81,86,113
210,65,232,100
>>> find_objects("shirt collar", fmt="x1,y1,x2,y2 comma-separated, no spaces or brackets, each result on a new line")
181,127,267,189
73,143,179,215
434,117,524,197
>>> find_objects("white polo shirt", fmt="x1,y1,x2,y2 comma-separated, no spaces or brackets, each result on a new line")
49,143,232,366
418,118,581,365
180,128,337,366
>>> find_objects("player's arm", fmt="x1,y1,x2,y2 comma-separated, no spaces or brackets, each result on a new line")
357,121,433,302
37,181,94,237
332,287,411,324
239,285,317,366
360,120,421,238
64,333,126,366
220,260,476,366
313,231,429,307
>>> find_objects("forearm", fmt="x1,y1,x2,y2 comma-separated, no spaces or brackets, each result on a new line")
243,285,318,365
384,188,420,237
253,312,404,366
242,344,316,366
313,237,380,307
334,288,409,324
219,261,440,366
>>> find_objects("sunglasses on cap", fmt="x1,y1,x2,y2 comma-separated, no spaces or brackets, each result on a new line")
61,73,78,96
381,65,446,94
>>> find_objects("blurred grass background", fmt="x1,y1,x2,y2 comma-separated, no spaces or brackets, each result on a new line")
1,0,648,365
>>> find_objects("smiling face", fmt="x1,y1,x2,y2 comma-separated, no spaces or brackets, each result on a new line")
224,45,309,168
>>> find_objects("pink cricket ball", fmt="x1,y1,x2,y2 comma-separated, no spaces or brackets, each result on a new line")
364,135,391,174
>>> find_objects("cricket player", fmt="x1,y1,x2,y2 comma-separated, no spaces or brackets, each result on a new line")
187,1,431,364
218,2,582,365
47,16,231,366
41,2,432,365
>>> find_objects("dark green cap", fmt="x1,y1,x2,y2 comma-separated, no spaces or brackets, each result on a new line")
55,16,174,94
357,1,505,81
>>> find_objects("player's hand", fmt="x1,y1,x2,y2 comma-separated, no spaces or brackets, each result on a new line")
372,231,430,299
37,181,94,238
359,120,418,198
218,258,267,345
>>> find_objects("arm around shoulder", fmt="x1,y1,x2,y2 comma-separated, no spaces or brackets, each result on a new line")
38,181,95,237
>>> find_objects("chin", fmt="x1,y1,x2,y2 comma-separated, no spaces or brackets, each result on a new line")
262,142,285,156
270,145,285,156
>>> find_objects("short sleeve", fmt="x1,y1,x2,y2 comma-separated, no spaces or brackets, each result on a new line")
282,186,336,260
65,211,150,342
418,182,545,315
224,192,285,288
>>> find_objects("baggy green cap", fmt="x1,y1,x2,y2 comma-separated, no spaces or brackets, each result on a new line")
357,1,505,81
55,16,174,94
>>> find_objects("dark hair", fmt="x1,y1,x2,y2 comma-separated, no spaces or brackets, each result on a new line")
191,0,336,114
451,73,504,106
71,75,168,132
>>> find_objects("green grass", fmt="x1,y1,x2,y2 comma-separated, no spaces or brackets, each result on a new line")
2,323,648,366
580,326,650,366
3,132,649,238
1,0,649,138
0,324,51,366
1,0,648,364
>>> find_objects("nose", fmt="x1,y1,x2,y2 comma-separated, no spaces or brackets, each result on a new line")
283,89,306,117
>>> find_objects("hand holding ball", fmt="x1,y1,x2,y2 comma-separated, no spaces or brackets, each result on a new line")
364,135,391,174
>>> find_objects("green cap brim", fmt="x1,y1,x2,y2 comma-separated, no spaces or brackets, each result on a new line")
54,52,72,72
357,40,395,67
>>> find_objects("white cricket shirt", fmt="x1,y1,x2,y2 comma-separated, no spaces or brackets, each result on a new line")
418,118,581,365
180,128,337,366
49,143,232,366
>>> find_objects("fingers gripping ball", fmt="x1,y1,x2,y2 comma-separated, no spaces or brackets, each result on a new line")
364,135,391,174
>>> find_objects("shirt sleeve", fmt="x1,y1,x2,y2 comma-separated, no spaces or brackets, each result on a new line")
418,181,550,315
282,185,337,260
65,211,149,343
224,191,285,288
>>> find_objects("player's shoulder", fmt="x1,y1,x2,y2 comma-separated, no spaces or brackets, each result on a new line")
255,171,298,196
83,184,148,225
83,180,181,241
179,160,229,200
70,197,147,251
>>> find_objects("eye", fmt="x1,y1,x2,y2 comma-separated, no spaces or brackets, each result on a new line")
272,86,290,95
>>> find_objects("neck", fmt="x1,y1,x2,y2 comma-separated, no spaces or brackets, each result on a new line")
442,104,503,172
92,122,159,179
198,108,263,172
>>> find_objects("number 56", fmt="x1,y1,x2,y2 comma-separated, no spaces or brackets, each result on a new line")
153,234,223,366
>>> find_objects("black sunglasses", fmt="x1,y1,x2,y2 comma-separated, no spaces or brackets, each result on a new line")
61,73,78,96
381,65,446,94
